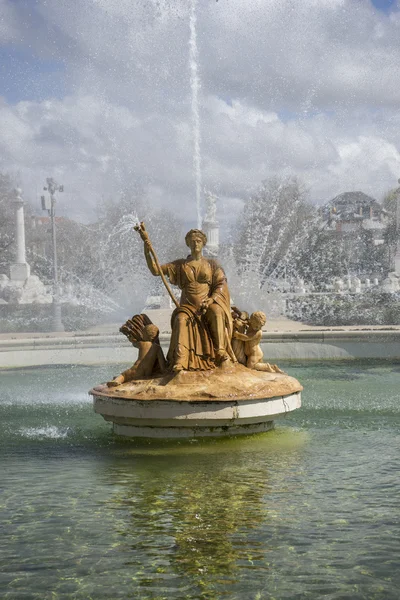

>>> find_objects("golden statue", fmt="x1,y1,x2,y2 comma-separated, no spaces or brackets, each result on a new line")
231,306,249,365
140,226,236,372
103,223,286,385
107,314,166,386
232,308,284,373
91,224,302,438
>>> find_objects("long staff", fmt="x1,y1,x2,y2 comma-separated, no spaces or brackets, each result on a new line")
134,221,180,309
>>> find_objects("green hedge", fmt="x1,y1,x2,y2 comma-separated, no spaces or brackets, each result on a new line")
286,291,400,326
0,304,112,333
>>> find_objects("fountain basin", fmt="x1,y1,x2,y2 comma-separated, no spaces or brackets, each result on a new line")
90,364,302,438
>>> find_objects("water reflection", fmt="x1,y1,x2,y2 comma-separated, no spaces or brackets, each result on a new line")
101,432,306,598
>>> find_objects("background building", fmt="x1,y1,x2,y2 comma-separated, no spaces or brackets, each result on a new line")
320,191,388,245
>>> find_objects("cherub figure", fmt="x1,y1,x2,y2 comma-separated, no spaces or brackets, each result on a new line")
232,310,284,373
107,315,166,387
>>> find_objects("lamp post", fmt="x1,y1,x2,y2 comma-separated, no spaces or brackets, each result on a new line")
41,178,64,332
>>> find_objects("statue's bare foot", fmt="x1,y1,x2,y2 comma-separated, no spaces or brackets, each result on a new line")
172,364,185,373
107,375,125,387
215,349,229,366
107,380,119,388
219,359,233,371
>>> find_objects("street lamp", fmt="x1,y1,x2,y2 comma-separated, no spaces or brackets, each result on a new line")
41,177,64,332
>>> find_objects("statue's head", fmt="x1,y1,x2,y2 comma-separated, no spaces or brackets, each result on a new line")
185,229,207,250
249,311,267,330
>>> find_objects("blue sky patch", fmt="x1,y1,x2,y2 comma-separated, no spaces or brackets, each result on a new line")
370,0,397,12
0,46,66,103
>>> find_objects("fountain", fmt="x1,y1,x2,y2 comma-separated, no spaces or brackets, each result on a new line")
90,224,302,438
189,0,203,230
3,3,400,599
88,1,302,438
202,190,220,257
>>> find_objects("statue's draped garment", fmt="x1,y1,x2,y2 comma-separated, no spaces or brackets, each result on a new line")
162,257,235,370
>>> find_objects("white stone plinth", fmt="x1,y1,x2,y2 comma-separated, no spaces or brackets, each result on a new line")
90,364,302,438
92,391,301,438
202,220,219,256
9,263,30,282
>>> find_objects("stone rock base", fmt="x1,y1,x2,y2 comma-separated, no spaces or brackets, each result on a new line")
0,274,52,304
91,363,303,402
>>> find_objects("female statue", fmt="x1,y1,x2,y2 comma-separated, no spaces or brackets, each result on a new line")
142,229,236,372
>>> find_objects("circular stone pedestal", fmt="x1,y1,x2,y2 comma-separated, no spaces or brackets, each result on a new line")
90,364,302,439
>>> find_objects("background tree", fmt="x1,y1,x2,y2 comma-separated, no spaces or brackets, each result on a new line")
233,176,315,284
382,187,400,269
24,184,185,316
89,190,184,313
294,225,351,289
0,174,18,274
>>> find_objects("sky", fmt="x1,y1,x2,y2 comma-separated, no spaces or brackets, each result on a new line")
1,0,400,227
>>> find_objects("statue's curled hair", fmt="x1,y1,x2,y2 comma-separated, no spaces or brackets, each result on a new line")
250,311,267,328
185,229,207,247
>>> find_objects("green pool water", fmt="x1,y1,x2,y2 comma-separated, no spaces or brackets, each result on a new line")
0,362,399,600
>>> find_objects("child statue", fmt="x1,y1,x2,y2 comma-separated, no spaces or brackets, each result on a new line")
232,310,284,373
107,315,166,387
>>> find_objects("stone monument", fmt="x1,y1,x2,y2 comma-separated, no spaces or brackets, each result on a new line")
202,190,219,257
90,223,302,438
9,188,30,282
0,188,51,305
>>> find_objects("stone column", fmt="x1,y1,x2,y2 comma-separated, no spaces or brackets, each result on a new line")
202,190,220,257
203,220,220,256
9,188,30,281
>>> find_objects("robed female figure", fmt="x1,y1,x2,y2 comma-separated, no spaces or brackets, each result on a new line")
142,229,236,371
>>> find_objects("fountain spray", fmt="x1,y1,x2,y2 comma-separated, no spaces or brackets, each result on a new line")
189,0,202,230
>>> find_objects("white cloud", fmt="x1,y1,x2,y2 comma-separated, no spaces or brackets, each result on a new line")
0,0,19,43
1,0,400,228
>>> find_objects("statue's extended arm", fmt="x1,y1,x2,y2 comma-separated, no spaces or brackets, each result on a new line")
233,331,260,342
135,221,167,277
144,241,159,276
144,241,168,277
135,222,179,308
